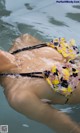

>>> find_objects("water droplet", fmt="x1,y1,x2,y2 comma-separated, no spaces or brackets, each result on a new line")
22,124,29,128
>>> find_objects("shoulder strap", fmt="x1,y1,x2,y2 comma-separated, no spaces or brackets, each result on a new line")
0,72,43,78
11,43,47,54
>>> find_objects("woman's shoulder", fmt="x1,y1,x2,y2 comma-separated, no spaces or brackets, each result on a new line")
8,34,42,53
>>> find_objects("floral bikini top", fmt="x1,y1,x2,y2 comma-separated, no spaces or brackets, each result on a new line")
44,38,80,103
0,37,80,103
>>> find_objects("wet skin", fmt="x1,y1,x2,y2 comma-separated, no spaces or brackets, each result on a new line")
0,34,80,133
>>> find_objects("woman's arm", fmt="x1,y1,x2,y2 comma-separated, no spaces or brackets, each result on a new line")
12,91,80,133
0,50,17,73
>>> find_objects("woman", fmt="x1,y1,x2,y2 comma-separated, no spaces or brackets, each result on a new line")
0,34,80,133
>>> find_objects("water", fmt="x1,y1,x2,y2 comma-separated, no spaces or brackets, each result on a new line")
0,0,80,133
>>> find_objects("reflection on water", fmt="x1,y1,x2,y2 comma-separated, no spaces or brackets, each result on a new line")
17,23,50,42
0,0,80,133
0,0,11,17
0,19,20,50
0,7,11,17
49,17,68,27
25,3,34,10
66,13,80,22
0,0,5,11
1,0,80,43
0,0,20,51
73,5,80,9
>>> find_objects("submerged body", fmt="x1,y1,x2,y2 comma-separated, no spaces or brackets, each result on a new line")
0,34,80,133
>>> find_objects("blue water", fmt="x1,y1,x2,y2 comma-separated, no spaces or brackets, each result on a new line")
0,0,80,133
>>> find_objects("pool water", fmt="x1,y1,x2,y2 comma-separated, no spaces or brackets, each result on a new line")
0,0,80,133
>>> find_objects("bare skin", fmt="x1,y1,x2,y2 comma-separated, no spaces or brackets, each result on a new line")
0,34,80,133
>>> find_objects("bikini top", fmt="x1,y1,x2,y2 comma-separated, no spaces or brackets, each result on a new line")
0,38,80,103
